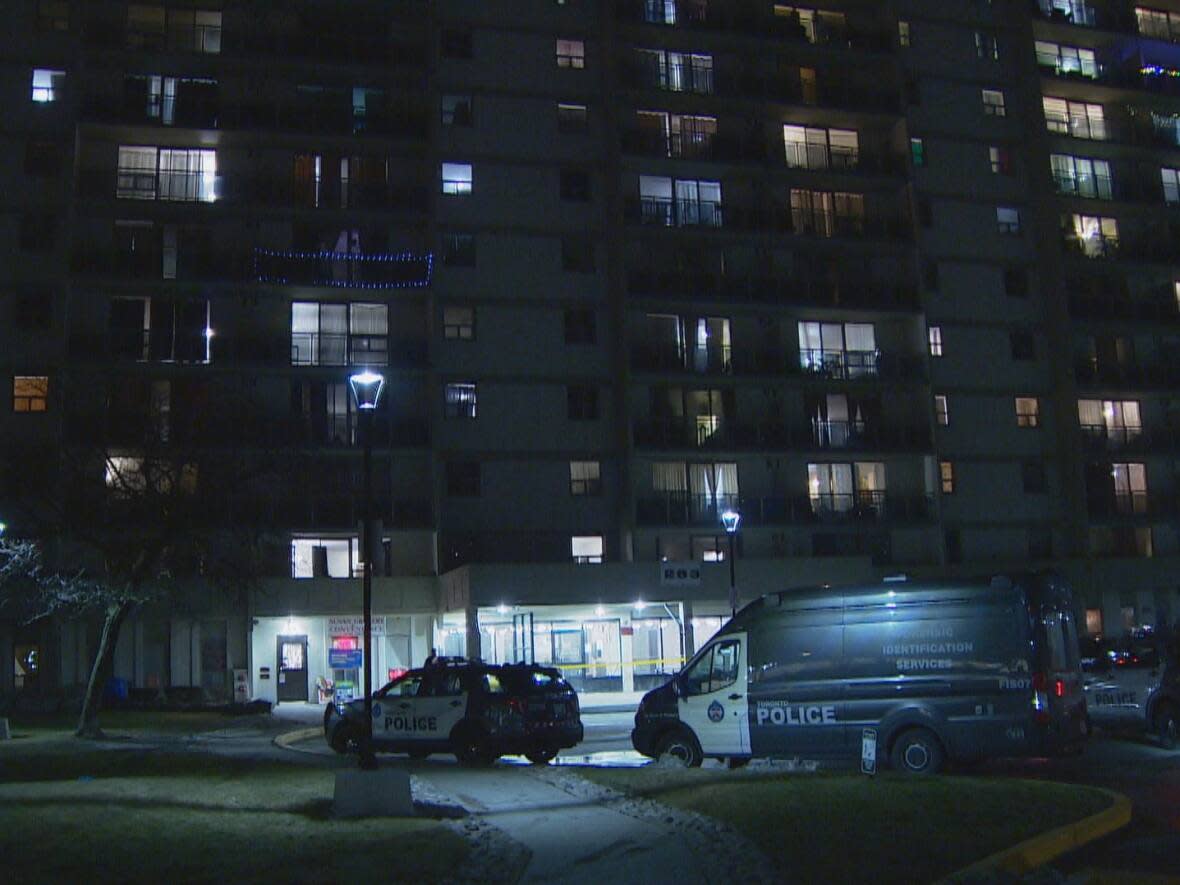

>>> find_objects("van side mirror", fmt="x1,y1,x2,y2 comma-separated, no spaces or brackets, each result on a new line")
671,675,684,698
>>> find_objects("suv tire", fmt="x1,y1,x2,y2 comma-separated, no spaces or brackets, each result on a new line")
890,728,945,775
329,725,359,755
1156,703,1178,751
453,727,497,767
656,728,703,768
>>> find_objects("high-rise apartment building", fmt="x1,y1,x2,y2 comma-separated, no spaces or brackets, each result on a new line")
2,0,1178,705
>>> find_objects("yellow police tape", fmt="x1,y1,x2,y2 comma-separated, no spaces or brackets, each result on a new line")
540,657,685,673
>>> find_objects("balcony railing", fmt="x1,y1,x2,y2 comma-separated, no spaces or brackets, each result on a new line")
254,249,433,290
633,418,932,451
626,271,921,311
799,348,878,379
1080,424,1146,451
638,196,724,227
630,342,732,373
636,492,935,526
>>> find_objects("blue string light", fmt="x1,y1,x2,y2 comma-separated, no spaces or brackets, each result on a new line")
251,248,433,289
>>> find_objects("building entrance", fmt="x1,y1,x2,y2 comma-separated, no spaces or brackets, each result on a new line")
276,635,309,702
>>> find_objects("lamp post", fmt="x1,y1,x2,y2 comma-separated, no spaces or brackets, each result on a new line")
348,369,384,771
721,508,741,617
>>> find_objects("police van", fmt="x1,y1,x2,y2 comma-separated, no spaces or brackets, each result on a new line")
1082,636,1178,750
324,658,584,765
631,574,1088,774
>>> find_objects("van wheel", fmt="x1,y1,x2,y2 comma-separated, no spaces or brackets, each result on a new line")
1156,704,1178,751
656,729,703,768
890,728,944,775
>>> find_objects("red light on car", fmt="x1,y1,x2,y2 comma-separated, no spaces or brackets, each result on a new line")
1054,679,1066,698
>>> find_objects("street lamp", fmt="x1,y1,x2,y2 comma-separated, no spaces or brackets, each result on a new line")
721,508,741,617
348,369,384,771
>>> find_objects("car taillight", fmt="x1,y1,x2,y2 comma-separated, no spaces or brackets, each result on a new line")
1031,672,1050,724
1054,678,1066,698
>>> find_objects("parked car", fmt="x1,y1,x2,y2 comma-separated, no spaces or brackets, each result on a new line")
1083,635,1179,750
632,572,1088,774
323,658,583,765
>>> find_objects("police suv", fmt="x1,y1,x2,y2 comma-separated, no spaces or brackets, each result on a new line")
632,574,1088,774
1082,636,1178,750
323,658,583,765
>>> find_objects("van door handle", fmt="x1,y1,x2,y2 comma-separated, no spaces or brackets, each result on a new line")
728,693,743,700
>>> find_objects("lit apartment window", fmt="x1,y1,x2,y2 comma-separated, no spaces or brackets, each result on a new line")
556,39,585,69
798,322,877,377
12,376,48,412
789,189,865,237
910,137,926,167
774,6,847,44
571,535,603,563
1043,97,1106,139
997,207,1021,235
291,537,360,579
1015,397,1040,427
1066,213,1119,257
441,162,473,195
636,48,713,94
934,395,949,426
1174,280,1180,312
1162,167,1180,203
168,9,222,53
290,302,388,366
1034,41,1098,77
1050,154,1112,198
637,111,717,158
939,461,955,494
981,89,1006,116
928,326,943,356
1135,6,1180,40
443,306,475,340
557,102,588,132
783,125,859,170
1110,463,1148,514
570,460,602,495
1078,399,1142,444
645,0,678,24
116,146,218,202
898,20,911,47
989,146,1011,174
638,176,722,227
445,382,478,418
31,69,65,103
807,462,885,515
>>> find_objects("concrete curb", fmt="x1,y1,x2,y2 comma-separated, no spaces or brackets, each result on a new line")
943,787,1132,882
273,726,323,754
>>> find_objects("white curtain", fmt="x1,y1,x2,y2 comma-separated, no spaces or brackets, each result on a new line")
1077,399,1103,429
320,304,347,366
653,461,687,492
844,323,876,352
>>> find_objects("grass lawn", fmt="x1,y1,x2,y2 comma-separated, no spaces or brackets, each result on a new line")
5,710,255,737
578,766,1113,884
0,739,469,884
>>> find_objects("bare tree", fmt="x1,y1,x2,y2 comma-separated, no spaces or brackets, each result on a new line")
4,373,296,737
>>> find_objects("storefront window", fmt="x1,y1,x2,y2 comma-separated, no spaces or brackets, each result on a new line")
633,617,684,691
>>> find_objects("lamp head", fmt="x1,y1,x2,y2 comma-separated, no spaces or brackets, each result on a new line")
721,509,741,533
348,370,385,410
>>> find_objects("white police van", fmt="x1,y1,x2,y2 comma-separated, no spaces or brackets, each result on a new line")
632,574,1087,774
1082,635,1178,750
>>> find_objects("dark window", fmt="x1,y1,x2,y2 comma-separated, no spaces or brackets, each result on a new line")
1029,526,1053,559
441,28,473,59
917,196,933,227
24,141,62,178
945,529,962,563
19,214,56,252
924,260,939,290
446,461,481,497
564,308,596,344
441,94,473,126
560,168,590,201
442,232,476,267
567,385,599,420
561,236,595,272
1004,268,1028,297
557,102,588,132
443,305,475,340
905,77,921,105
38,0,70,32
1010,330,1035,360
1022,459,1047,493
14,293,52,331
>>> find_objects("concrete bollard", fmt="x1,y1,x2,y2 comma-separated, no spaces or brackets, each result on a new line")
0,718,10,740
333,768,414,818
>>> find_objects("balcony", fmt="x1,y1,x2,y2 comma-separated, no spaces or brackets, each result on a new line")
254,249,433,290
632,417,932,451
1075,357,1180,388
636,196,724,228
625,201,910,240
1068,292,1180,324
1080,424,1147,452
626,270,920,310
636,492,935,526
